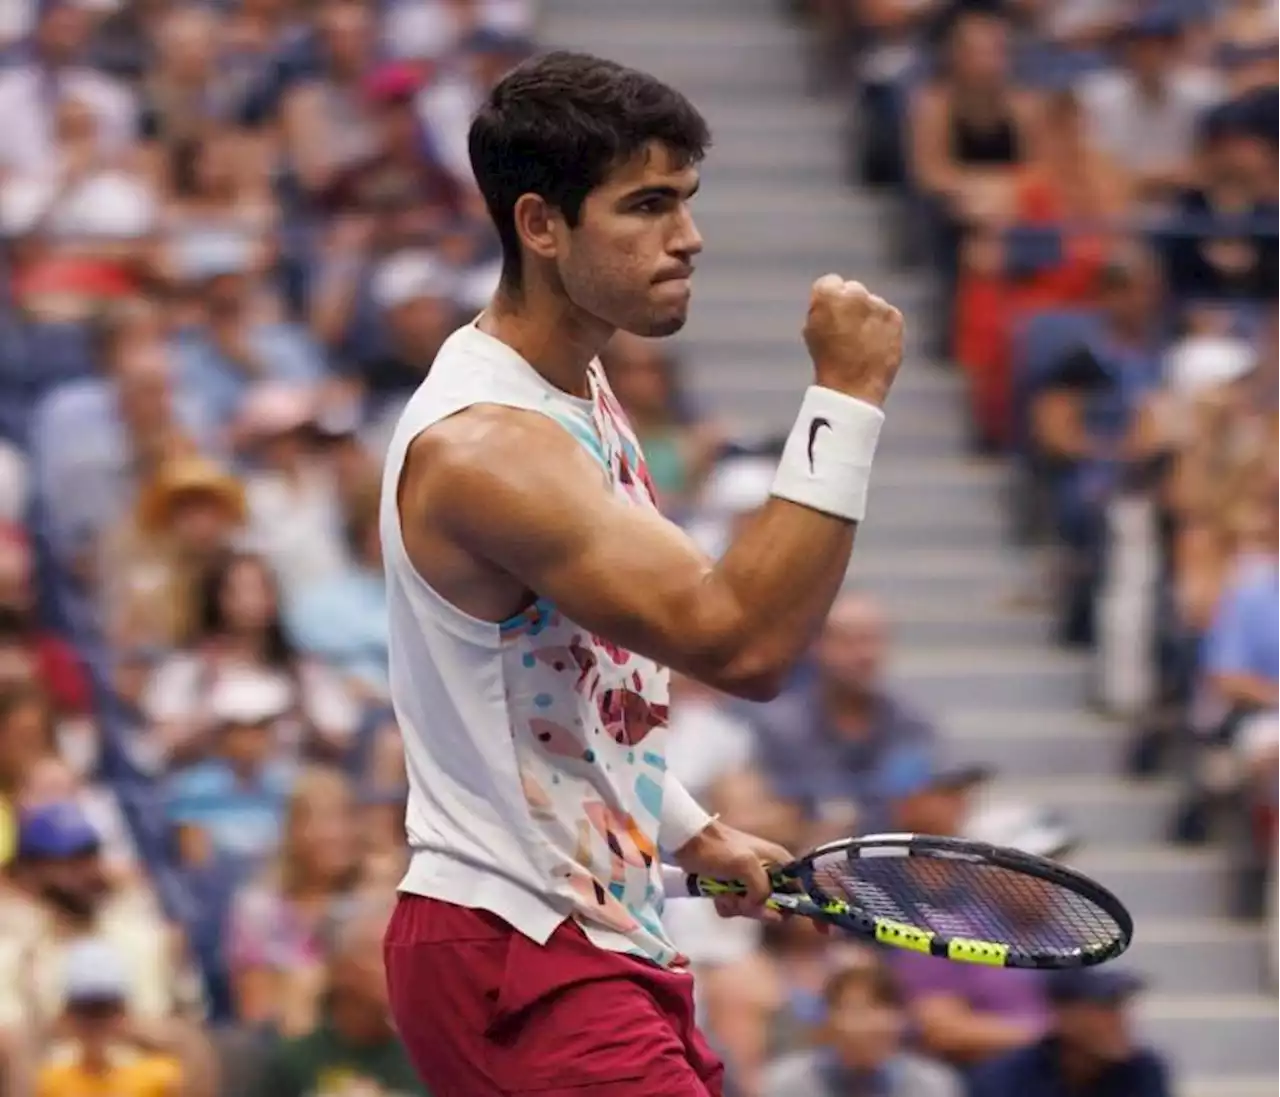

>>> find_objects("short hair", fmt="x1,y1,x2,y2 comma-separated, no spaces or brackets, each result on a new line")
468,51,711,291
824,958,903,1011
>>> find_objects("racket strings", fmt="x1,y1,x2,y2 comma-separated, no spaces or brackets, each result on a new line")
812,851,1124,959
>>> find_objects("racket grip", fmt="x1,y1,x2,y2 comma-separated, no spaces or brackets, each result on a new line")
660,864,703,898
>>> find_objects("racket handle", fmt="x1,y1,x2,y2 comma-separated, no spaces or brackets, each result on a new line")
660,864,716,898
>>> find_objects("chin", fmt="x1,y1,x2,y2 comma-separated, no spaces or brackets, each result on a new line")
627,310,688,339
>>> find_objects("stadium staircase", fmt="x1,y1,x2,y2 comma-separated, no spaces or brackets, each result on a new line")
543,2,1277,1093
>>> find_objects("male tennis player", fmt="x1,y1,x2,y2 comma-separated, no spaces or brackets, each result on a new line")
381,51,904,1095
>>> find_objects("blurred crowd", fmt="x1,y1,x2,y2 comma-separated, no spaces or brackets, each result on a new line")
839,0,1278,954
0,0,1272,1095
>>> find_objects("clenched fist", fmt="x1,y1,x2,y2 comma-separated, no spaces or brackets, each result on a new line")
803,274,904,409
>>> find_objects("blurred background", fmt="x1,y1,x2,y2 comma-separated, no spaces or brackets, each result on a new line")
0,0,1274,1094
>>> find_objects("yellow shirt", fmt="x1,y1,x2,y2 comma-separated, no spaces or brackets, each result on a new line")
37,1046,181,1097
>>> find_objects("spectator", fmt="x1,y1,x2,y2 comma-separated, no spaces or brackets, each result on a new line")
253,902,427,1096
227,766,359,1035
0,530,93,718
1199,488,1279,721
142,551,358,770
171,253,327,436
0,683,56,869
319,63,466,247
764,958,964,1097
416,28,536,189
32,303,212,578
280,0,380,201
162,669,296,869
18,754,141,886
350,250,461,454
286,476,388,701
1077,13,1224,210
602,332,724,513
33,938,183,1097
955,87,1130,450
882,750,1054,1071
0,0,137,177
909,9,1038,343
0,802,191,1038
1029,248,1167,645
1161,103,1278,308
238,387,350,597
747,592,938,837
155,127,277,290
136,6,236,149
970,970,1173,1097
0,93,156,323
98,455,246,654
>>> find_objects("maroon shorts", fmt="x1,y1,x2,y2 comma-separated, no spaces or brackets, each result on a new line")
384,893,725,1096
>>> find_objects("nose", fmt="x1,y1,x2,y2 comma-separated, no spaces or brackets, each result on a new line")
671,205,703,262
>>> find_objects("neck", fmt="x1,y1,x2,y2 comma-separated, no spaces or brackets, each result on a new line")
330,1001,391,1046
481,282,613,400
1058,1045,1105,1090
822,680,875,723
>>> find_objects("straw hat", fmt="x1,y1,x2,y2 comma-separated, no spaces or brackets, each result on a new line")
137,455,247,533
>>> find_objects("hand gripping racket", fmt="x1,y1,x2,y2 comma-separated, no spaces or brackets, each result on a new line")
667,833,1133,970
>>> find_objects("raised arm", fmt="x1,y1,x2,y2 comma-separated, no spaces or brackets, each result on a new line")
404,277,903,701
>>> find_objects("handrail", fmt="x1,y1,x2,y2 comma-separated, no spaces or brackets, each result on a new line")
1264,803,1274,993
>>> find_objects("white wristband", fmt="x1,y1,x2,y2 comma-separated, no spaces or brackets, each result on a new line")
770,386,885,522
658,778,715,854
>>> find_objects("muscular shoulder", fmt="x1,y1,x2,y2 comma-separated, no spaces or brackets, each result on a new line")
404,405,602,509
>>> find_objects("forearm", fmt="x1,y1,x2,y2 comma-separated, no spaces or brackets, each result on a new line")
1213,674,1279,710
705,388,882,696
695,499,855,696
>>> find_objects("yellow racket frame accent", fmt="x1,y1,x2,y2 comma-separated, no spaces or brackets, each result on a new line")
874,918,934,954
946,937,1009,966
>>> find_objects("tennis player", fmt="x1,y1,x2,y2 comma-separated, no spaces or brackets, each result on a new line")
381,51,904,1095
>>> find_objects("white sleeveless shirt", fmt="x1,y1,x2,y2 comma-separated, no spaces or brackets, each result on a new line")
380,323,685,966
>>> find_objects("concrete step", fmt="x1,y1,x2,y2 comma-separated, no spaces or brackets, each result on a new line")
845,548,1030,603
685,265,923,305
550,0,777,16
978,780,1178,846
945,717,1123,776
689,201,885,257
1073,846,1234,920
1138,995,1278,1077
889,649,1088,710
1128,920,1272,995
1182,1078,1280,1097
889,612,1053,648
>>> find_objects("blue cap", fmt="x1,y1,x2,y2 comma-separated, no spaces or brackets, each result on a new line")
881,746,991,800
462,28,535,56
17,801,100,861
1122,9,1183,39
1047,968,1145,1004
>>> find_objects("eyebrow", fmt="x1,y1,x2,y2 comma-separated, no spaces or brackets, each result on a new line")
621,178,702,205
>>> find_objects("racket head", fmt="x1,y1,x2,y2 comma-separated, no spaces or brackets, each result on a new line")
792,832,1133,970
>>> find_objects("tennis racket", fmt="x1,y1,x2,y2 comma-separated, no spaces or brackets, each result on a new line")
670,832,1133,970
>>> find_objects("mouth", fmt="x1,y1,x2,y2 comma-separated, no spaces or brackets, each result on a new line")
653,266,695,285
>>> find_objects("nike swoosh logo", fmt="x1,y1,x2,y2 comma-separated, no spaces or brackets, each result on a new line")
807,417,832,472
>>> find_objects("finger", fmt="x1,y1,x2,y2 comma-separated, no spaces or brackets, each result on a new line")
713,896,739,919
755,840,794,869
812,273,844,296
738,858,773,906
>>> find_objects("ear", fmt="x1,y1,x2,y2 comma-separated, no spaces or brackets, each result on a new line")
512,193,565,264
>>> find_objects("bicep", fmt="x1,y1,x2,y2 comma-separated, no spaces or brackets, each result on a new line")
416,410,743,674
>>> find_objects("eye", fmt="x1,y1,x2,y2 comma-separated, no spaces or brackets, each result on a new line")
633,197,667,215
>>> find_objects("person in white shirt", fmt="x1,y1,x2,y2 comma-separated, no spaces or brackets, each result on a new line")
379,50,904,1096
1076,13,1224,209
